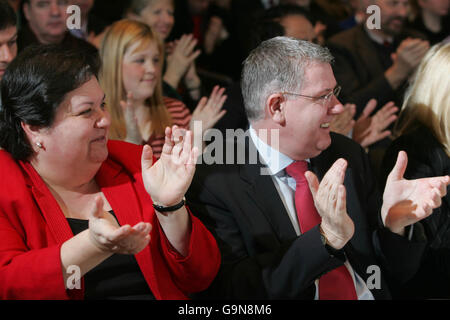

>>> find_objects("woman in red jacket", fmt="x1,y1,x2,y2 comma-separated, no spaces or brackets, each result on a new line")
0,44,220,299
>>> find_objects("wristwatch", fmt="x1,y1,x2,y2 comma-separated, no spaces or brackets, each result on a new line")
319,226,344,259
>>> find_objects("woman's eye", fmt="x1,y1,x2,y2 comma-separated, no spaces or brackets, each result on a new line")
100,102,106,110
78,109,92,116
135,58,145,64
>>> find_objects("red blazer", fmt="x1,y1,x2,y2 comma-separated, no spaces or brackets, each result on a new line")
0,140,220,299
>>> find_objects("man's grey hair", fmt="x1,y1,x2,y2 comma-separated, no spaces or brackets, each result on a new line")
241,36,334,122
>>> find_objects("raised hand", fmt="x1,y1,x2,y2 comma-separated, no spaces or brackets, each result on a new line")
120,91,142,144
141,126,198,207
352,99,398,148
386,38,430,89
190,85,227,133
330,103,356,136
305,159,355,249
164,34,201,89
382,151,450,235
88,197,151,254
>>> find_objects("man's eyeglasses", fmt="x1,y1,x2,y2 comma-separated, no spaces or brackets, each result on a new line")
280,85,342,106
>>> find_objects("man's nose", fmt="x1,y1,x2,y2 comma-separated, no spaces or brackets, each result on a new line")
0,44,13,63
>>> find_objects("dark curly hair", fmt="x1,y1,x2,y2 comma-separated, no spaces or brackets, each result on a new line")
0,44,101,160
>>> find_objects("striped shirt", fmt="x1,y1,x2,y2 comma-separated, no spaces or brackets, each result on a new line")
144,97,192,159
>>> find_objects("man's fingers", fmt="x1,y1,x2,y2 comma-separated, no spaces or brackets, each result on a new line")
337,184,347,214
305,171,320,199
322,158,347,186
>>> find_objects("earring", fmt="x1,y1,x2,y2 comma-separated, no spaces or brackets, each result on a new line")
36,142,43,149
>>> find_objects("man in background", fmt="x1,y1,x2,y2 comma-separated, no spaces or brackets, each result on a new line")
0,0,18,110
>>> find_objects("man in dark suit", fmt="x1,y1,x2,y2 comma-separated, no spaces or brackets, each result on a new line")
326,0,429,116
186,37,450,299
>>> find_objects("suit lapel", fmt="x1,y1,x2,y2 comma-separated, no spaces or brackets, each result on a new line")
239,138,297,243
19,161,73,243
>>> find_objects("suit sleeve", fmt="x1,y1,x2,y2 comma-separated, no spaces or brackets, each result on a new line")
187,176,345,299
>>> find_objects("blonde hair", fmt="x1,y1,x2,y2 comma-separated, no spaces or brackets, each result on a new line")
99,19,172,139
395,42,450,156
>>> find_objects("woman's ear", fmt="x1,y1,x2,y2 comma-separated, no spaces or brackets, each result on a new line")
266,93,286,125
21,122,44,151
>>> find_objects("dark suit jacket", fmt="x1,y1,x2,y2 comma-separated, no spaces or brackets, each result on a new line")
187,132,426,299
326,25,397,115
17,23,98,55
381,125,450,299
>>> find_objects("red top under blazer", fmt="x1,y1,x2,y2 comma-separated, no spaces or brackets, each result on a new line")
0,140,220,299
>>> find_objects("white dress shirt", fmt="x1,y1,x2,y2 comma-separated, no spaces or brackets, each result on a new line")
249,127,374,300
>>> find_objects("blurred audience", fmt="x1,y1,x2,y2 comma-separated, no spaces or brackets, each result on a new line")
171,0,241,82
68,0,109,47
127,0,204,108
381,42,450,299
99,19,226,158
0,0,18,110
407,0,450,45
327,0,430,116
326,0,430,177
18,0,96,53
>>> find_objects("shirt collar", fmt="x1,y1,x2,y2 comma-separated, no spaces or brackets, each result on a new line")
364,24,393,45
249,126,307,176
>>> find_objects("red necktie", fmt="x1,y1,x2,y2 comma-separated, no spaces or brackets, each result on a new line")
286,161,357,300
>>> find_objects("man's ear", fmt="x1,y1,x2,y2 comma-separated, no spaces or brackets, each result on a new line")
23,2,31,22
266,93,286,125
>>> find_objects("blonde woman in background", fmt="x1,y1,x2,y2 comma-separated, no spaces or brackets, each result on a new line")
381,42,450,299
127,0,204,102
99,19,226,158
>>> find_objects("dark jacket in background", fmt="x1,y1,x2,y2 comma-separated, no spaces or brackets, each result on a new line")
381,125,450,299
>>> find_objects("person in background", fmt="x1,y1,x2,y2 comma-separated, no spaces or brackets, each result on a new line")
171,0,241,81
69,0,109,48
0,44,220,299
127,0,203,107
0,0,18,110
407,0,450,45
18,0,96,53
326,0,430,178
99,19,226,158
381,42,450,299
327,0,429,116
